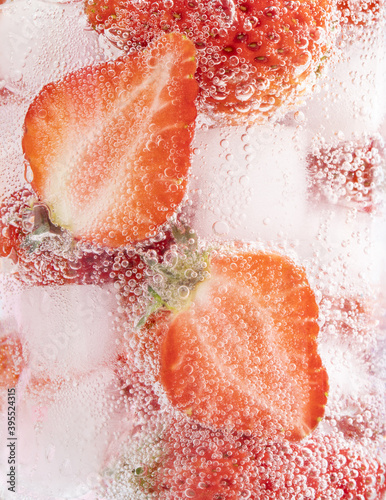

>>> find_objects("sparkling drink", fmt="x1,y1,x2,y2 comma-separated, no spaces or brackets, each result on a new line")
0,0,385,498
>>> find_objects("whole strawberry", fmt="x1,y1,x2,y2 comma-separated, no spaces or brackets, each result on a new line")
86,0,336,122
112,422,386,500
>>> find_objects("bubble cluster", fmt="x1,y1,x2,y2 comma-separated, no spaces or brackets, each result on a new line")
106,418,386,499
337,0,385,27
307,135,385,213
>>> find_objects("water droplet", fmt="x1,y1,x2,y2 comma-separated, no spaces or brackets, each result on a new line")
239,175,250,186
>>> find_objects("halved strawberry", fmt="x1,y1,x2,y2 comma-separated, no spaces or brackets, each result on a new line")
23,33,198,248
307,136,385,213
139,248,328,441
85,0,335,122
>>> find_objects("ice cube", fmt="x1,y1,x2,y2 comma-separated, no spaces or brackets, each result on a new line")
304,26,386,141
14,284,119,379
302,204,386,291
188,121,308,244
12,367,131,499
319,334,385,441
0,0,120,101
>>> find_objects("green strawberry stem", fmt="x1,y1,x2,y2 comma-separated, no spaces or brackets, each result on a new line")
137,224,210,327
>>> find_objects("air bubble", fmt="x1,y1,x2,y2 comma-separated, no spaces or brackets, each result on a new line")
235,83,255,102
213,221,230,235
178,286,190,299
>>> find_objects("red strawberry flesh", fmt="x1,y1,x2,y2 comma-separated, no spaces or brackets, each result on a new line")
22,33,198,247
152,250,328,440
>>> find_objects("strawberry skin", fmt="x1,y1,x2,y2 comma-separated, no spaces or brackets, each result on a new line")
23,33,198,248
128,421,386,499
145,249,328,441
0,188,148,287
0,187,32,258
86,0,334,122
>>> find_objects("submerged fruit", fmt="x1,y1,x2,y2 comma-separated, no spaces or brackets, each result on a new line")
0,188,158,287
23,33,198,247
140,248,328,440
127,420,386,499
86,0,335,122
0,335,24,397
307,135,385,213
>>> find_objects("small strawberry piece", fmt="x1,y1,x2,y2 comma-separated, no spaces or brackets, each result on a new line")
307,136,385,213
338,0,384,26
0,187,33,258
85,0,334,122
0,335,24,394
23,33,198,247
147,250,328,440
320,294,378,348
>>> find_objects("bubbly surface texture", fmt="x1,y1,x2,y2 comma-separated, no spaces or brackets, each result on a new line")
86,0,335,122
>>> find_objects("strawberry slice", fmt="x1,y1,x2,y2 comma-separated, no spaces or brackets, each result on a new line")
22,33,198,248
143,249,328,441
85,0,335,122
